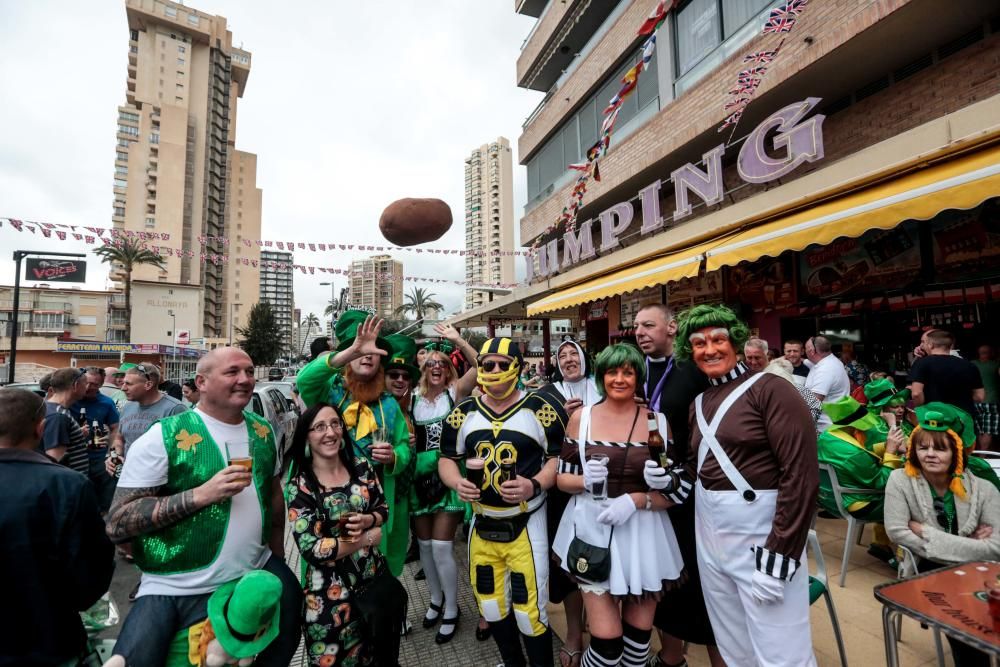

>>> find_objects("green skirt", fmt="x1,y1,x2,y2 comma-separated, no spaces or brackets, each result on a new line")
410,476,467,516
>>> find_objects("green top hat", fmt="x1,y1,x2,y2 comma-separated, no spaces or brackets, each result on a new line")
334,309,390,358
863,377,911,409
915,402,976,448
385,333,421,382
823,395,880,431
206,570,282,659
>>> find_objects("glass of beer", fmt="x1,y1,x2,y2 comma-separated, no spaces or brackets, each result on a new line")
338,511,360,543
225,441,253,472
466,457,485,490
498,452,517,486
588,453,609,500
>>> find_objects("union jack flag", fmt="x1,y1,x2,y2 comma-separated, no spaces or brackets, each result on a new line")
784,0,808,15
743,49,779,67
762,5,798,34
717,109,744,132
725,97,751,111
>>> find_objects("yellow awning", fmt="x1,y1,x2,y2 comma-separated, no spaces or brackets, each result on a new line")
705,143,1000,271
526,245,705,316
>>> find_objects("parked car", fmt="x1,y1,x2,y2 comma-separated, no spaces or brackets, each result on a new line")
257,380,298,412
250,385,298,454
267,368,285,381
3,382,44,397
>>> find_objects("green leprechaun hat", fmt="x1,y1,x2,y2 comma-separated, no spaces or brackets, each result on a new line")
385,333,421,382
914,402,976,449
863,377,911,410
206,570,282,659
823,395,881,431
334,309,391,357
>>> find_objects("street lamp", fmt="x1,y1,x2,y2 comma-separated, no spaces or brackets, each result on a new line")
229,302,242,347
168,309,176,381
320,281,337,339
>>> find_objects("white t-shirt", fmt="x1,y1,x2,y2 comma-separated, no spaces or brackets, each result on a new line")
118,408,280,597
805,355,851,430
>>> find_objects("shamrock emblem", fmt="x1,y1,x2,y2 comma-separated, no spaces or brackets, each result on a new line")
175,429,203,452
252,421,270,439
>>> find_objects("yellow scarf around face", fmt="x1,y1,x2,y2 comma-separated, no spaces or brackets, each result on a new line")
343,401,378,442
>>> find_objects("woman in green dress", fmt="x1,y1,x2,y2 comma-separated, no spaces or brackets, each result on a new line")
410,323,479,643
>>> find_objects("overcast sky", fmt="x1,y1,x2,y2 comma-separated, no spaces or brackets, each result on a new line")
0,1,542,320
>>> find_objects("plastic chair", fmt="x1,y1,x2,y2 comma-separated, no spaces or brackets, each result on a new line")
807,529,849,667
891,545,947,665
973,450,1000,474
818,463,886,587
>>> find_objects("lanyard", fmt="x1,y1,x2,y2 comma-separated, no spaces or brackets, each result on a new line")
645,356,674,412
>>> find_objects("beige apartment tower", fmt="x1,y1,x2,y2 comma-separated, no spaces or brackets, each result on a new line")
110,0,261,342
349,255,403,320
464,137,515,311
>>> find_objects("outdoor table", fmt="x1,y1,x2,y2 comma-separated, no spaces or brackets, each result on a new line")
874,560,1000,666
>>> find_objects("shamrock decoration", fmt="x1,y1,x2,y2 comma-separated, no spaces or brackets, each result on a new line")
175,429,203,452
252,421,270,439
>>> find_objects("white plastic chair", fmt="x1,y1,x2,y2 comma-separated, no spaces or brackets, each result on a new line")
818,463,886,587
807,529,849,667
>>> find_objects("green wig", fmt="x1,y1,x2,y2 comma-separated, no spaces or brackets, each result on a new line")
593,343,646,398
674,304,750,361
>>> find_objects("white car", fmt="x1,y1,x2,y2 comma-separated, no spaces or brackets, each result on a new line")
250,385,298,454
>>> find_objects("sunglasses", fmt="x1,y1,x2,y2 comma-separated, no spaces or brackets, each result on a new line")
933,497,953,533
480,360,511,372
424,359,449,369
386,370,409,381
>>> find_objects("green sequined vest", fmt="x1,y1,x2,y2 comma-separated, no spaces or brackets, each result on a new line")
132,410,277,575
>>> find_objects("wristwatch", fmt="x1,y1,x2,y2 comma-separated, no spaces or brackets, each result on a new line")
529,477,542,499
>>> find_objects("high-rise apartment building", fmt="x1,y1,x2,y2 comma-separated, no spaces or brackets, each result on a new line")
259,250,294,358
349,255,403,319
464,137,515,311
111,0,261,343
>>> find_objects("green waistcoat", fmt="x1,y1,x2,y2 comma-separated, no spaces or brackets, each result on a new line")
133,410,277,575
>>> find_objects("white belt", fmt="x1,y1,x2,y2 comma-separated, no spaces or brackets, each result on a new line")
474,493,545,518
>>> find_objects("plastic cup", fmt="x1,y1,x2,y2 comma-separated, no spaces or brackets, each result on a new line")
589,454,609,500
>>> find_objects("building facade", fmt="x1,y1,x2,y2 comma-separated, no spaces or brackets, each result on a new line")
349,255,403,319
448,0,1000,376
111,0,261,344
464,137,515,311
260,250,295,358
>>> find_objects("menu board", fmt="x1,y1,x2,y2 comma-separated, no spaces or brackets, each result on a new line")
725,255,796,312
668,270,724,307
799,222,921,297
619,286,662,327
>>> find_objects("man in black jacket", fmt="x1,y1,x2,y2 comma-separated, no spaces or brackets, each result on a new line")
0,387,114,666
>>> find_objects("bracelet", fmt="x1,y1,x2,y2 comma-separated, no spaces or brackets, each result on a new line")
529,478,542,499
644,492,653,511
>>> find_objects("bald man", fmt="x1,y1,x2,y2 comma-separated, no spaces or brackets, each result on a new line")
106,348,301,666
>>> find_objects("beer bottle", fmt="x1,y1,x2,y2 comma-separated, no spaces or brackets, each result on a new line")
78,407,88,428
646,412,669,468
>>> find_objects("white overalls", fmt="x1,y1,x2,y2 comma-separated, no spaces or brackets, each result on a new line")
693,373,815,667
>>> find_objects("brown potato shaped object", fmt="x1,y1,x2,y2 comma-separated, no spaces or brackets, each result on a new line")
379,198,453,247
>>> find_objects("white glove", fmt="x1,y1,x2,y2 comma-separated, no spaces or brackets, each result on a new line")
750,570,786,605
582,458,609,493
643,460,671,490
597,494,637,526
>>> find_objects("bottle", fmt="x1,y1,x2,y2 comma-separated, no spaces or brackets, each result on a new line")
646,412,669,468
78,407,88,428
91,419,101,449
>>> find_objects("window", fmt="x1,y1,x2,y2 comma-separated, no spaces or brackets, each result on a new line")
178,45,186,53
118,111,139,123
675,0,771,76
114,178,128,189
177,70,184,76
117,138,130,147
149,133,160,144
118,124,139,136
145,217,156,228
164,6,177,18
187,13,199,26
115,165,128,175
177,57,185,66
113,207,125,217
175,96,183,103
176,83,183,91
116,151,128,161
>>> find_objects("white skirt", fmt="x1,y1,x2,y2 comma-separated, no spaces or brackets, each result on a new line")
551,493,685,597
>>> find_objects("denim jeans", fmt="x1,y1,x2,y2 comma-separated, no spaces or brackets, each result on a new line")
112,554,303,667
87,454,117,514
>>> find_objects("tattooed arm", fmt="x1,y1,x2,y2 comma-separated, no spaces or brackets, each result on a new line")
106,465,253,543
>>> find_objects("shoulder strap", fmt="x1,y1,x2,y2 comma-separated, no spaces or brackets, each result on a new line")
695,373,766,502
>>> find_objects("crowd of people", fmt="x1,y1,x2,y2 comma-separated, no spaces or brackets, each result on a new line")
5,299,1000,667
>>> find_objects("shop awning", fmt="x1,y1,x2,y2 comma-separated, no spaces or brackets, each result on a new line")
705,143,1000,272
526,246,705,316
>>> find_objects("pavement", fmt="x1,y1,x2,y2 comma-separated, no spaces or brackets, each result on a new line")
101,516,950,666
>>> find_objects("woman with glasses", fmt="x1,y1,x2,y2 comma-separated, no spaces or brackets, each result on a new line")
552,344,686,667
885,404,1000,666
284,402,393,667
409,322,478,643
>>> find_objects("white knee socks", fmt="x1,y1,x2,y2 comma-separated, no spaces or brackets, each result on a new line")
432,539,459,619
418,539,443,618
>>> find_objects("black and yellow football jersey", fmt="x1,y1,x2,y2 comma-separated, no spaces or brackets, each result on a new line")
441,391,567,510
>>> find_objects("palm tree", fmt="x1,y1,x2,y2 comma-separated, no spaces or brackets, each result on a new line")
94,238,166,342
299,312,321,356
395,287,444,326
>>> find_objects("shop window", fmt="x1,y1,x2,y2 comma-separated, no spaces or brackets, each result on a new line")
674,0,772,93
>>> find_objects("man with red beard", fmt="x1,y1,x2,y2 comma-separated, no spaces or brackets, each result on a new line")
296,310,414,577
676,304,817,666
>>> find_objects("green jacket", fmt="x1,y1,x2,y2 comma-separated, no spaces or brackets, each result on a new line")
817,428,902,520
296,354,414,576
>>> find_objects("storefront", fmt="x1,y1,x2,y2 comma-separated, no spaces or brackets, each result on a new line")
54,340,202,382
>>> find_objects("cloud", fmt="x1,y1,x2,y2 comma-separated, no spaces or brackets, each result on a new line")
0,1,542,321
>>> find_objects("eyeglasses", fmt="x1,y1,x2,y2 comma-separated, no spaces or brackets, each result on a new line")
480,360,511,372
310,420,343,434
424,359,449,369
386,370,409,381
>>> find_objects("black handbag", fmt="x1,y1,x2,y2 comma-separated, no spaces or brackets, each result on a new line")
414,472,448,507
566,525,614,583
343,560,408,664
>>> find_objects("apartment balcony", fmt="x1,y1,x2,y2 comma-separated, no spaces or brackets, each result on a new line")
108,321,128,331
147,166,158,178
109,294,127,309
517,0,617,92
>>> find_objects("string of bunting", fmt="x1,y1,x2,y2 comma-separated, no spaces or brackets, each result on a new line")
532,0,674,250
0,218,516,289
0,217,529,257
718,0,809,135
